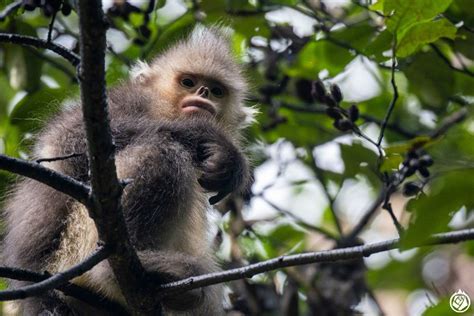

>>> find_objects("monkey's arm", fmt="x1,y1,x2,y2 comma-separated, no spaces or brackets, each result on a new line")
161,118,250,204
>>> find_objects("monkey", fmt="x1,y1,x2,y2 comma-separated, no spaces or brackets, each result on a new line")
2,25,256,315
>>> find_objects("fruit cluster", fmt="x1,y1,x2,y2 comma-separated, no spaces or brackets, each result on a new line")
311,80,360,132
401,149,434,196
22,0,71,16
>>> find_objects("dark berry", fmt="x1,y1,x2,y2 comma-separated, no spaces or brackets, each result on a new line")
419,155,433,167
295,79,313,103
139,25,151,38
326,107,342,120
330,84,343,103
404,167,416,177
324,95,337,107
409,159,420,169
311,80,326,103
418,166,430,178
61,3,72,15
407,150,419,159
334,119,352,131
133,38,146,46
23,0,37,10
403,182,421,197
348,104,359,122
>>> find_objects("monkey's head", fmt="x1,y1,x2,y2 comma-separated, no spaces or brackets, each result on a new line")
131,25,256,134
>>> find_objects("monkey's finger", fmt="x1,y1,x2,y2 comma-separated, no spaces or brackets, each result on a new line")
198,173,232,192
209,191,229,205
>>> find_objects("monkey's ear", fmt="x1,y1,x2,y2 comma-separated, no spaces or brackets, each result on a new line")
238,106,259,128
131,60,153,84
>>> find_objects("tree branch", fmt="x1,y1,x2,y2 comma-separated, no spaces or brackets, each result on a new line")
258,101,417,138
430,107,469,139
377,50,398,146
0,33,80,66
0,267,128,314
345,185,390,241
0,154,91,206
76,0,152,314
430,44,474,78
0,245,110,301
25,47,78,83
0,0,22,21
255,192,338,240
159,228,474,294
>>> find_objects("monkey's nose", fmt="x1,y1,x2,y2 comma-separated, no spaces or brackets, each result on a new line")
196,86,209,98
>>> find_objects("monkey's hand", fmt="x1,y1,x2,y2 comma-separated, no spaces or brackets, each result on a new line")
166,119,249,204
197,137,247,204
195,129,248,205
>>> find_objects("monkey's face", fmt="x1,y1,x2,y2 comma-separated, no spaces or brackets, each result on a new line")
174,73,229,120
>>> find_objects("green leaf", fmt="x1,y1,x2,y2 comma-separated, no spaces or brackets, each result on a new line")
365,30,393,62
340,142,380,187
145,13,195,58
397,19,457,57
4,21,44,92
380,153,403,172
423,296,473,315
404,51,454,107
330,24,376,53
10,87,73,133
4,45,43,92
384,136,433,155
366,248,428,291
285,40,353,78
259,107,336,147
384,0,454,34
260,224,306,258
370,0,384,12
401,169,474,248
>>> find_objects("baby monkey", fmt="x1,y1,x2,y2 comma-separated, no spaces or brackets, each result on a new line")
3,25,255,315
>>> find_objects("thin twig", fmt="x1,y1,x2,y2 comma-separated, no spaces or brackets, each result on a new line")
159,228,474,294
377,45,398,146
0,245,110,301
430,107,469,139
36,152,84,164
47,9,58,43
256,192,338,240
76,1,152,313
346,185,390,241
309,154,343,236
324,35,393,70
430,44,474,78
25,47,78,82
259,101,416,138
0,154,91,207
381,195,404,236
0,33,80,66
0,0,22,21
0,267,128,315
351,0,388,18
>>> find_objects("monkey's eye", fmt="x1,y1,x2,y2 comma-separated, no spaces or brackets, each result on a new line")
211,86,225,98
180,77,195,88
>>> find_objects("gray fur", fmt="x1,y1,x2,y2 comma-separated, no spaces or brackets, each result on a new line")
2,26,251,315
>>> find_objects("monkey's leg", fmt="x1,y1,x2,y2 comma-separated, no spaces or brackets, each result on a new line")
138,250,222,315
113,139,223,314
114,138,199,248
3,179,77,315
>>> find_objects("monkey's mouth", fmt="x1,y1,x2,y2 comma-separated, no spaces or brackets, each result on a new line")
181,97,216,116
